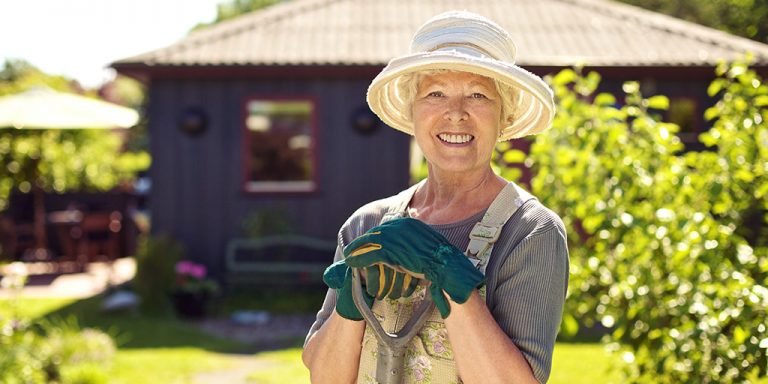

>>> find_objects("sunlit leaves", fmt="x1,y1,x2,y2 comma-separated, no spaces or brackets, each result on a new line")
501,59,768,382
0,129,149,210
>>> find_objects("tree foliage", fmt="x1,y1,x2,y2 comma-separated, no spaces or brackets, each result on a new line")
193,0,284,30
495,60,767,382
617,0,768,43
0,60,73,96
0,60,150,211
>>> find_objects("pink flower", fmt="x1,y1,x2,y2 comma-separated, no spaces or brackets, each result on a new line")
176,261,207,279
176,261,195,275
433,342,445,354
190,264,206,279
414,368,424,381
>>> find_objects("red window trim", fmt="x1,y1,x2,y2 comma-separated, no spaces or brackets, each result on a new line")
240,94,320,195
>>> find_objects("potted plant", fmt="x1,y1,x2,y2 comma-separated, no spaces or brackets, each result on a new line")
171,260,220,319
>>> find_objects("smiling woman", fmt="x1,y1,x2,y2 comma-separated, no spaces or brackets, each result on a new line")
303,10,569,384
411,71,503,178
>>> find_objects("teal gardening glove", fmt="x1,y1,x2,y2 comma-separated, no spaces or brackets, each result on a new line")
322,259,421,320
342,217,485,318
365,263,420,300
322,259,373,321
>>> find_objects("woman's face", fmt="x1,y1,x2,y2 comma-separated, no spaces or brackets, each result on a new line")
411,71,503,175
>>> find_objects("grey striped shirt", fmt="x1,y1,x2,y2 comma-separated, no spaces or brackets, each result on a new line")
306,190,569,383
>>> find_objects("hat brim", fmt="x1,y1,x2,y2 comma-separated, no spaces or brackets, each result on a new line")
367,50,555,141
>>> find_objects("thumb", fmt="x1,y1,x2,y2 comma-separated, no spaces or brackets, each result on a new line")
429,284,452,319
322,260,347,289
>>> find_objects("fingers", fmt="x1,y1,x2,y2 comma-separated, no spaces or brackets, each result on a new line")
378,264,397,299
402,272,419,297
389,271,410,299
364,264,422,300
343,232,386,268
344,249,386,268
364,265,381,298
343,231,382,257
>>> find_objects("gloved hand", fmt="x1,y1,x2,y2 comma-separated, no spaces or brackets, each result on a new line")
323,258,421,321
365,263,421,300
322,259,373,321
343,217,485,318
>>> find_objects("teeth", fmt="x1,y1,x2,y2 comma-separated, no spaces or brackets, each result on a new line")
438,134,473,144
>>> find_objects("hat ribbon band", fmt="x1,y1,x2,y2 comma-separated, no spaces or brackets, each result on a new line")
428,42,496,59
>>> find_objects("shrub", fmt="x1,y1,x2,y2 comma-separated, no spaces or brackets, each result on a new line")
0,316,115,384
132,234,184,316
499,61,768,382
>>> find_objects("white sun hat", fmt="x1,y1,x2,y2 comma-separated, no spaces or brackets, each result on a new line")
366,10,555,141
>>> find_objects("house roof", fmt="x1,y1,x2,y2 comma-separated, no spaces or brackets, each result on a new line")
113,0,768,69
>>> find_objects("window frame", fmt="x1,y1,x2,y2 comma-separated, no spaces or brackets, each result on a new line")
240,95,320,194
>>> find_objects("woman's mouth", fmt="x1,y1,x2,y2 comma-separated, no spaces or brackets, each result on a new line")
437,133,474,144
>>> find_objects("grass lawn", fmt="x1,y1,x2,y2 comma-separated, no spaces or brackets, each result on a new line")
243,343,621,383
1,296,246,383
4,296,766,383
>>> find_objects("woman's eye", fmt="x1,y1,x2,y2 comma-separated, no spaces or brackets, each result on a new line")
469,93,487,99
427,91,444,97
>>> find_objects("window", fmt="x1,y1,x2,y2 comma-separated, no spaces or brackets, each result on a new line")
243,99,317,193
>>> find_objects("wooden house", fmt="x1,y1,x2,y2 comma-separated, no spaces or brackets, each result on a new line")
112,0,768,276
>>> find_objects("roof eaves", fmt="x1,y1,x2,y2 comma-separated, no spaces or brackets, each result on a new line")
115,0,347,65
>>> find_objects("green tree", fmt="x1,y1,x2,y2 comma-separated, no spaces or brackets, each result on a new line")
0,59,72,96
193,0,285,30
617,0,768,43
0,60,149,246
496,62,767,382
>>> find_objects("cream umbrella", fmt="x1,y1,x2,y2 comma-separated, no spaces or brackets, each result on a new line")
0,87,139,260
0,87,138,129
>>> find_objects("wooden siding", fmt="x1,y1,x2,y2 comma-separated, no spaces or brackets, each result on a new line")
147,77,410,275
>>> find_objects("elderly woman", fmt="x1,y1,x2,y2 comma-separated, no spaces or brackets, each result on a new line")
303,11,568,384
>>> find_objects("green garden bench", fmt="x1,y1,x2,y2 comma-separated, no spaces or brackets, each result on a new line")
225,235,336,286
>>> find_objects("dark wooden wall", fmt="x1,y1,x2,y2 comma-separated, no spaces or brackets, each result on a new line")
145,66,727,276
147,77,410,276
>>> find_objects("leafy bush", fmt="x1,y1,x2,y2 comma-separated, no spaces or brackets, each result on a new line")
132,234,184,316
498,61,768,382
0,316,115,384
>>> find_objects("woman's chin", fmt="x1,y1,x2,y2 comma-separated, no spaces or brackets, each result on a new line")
428,159,484,176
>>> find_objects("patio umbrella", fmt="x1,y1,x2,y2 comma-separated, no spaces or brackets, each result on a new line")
0,87,138,129
0,87,139,260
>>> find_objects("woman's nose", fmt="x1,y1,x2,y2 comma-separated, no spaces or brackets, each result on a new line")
443,97,468,121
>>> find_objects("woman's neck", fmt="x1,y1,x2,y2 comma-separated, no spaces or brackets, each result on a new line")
409,166,506,225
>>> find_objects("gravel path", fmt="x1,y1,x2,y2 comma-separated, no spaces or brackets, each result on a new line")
192,354,275,384
191,313,315,383
196,313,315,347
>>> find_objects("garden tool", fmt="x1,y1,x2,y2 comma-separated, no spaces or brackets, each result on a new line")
351,267,434,384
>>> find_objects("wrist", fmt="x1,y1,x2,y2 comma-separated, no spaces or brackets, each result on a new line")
447,289,481,310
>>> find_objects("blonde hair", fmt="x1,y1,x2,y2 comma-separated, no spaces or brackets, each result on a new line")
395,70,518,133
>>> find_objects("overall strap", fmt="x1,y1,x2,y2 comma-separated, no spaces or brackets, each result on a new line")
466,182,535,272
380,179,425,224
